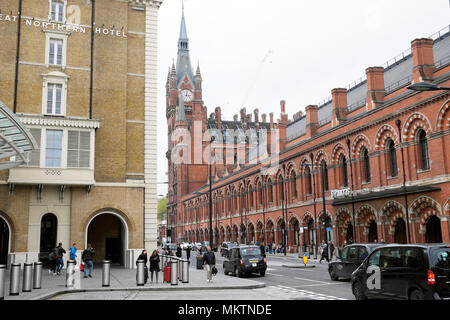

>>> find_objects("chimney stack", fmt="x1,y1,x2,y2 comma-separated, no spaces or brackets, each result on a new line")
233,114,238,122
278,101,288,150
411,38,435,83
254,108,259,123
305,105,318,138
331,88,348,126
262,113,267,123
365,67,385,110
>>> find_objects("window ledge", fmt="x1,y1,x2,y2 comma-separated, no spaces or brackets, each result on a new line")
417,169,431,174
387,175,399,180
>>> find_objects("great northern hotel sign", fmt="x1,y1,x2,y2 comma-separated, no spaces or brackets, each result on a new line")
0,12,127,38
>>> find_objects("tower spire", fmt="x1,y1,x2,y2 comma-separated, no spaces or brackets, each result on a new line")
176,2,195,89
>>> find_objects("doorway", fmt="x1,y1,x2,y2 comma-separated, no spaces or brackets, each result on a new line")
40,213,58,261
0,217,10,265
425,215,442,243
368,221,378,243
394,218,407,244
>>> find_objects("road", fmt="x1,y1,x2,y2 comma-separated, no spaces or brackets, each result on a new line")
52,251,355,300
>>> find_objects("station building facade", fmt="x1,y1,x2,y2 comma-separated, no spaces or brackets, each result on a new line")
0,0,163,267
176,26,450,251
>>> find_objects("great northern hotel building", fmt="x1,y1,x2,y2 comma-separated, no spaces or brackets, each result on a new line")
172,20,450,250
0,0,163,268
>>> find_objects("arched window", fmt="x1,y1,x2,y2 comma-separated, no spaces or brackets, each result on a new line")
361,147,371,183
386,138,398,177
278,176,285,204
258,182,263,206
417,129,430,170
339,154,348,187
290,171,297,199
320,160,329,191
305,166,312,195
240,188,246,212
267,180,273,204
248,185,254,208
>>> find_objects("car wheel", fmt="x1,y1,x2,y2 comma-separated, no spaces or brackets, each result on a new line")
235,267,243,278
329,270,338,281
223,264,228,275
353,282,367,300
409,289,425,300
260,270,265,277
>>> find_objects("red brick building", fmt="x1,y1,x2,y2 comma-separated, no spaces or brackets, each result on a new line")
169,15,450,251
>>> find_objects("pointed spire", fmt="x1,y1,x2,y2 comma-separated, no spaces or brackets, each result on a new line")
179,1,188,41
196,62,201,75
176,2,195,89
176,93,186,123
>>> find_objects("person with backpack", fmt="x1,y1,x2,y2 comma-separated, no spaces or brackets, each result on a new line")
176,244,182,258
319,240,329,263
202,246,216,283
82,244,95,278
55,243,66,275
70,243,77,265
49,247,58,275
137,250,148,284
185,245,192,261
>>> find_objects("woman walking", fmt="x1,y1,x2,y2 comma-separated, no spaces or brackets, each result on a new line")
149,250,160,283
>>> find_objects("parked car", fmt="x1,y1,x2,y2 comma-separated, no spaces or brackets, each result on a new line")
223,245,267,277
328,243,384,281
220,242,238,257
164,243,178,255
351,243,450,300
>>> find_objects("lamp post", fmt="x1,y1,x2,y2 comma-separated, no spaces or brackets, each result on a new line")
209,136,215,249
320,161,328,247
345,138,357,243
395,119,411,244
308,153,318,259
407,82,450,91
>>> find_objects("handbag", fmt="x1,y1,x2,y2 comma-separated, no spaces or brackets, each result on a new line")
80,263,85,272
212,266,218,276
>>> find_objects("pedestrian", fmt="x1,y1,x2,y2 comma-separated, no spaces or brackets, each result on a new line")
137,249,148,284
343,240,347,248
149,250,160,283
48,246,58,275
186,244,191,261
268,242,272,254
259,242,266,258
56,243,66,275
82,243,95,278
176,243,182,258
328,241,335,261
70,243,77,265
380,238,385,244
319,241,329,263
202,246,216,283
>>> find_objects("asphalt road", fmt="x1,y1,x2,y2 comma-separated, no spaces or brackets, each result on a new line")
52,251,355,300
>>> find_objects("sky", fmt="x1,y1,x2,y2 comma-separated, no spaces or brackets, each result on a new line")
156,0,450,196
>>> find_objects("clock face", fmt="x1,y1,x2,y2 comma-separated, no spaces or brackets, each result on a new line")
181,89,193,102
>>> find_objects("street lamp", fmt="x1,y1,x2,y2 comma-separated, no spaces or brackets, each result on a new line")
407,82,450,91
395,119,411,244
209,136,215,250
345,138,357,243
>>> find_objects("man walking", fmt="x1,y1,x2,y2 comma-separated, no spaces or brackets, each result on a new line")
186,244,191,261
328,240,335,261
202,246,216,283
319,240,329,263
82,244,95,278
70,243,77,265
56,243,66,275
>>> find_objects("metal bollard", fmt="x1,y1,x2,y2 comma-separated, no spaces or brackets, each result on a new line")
182,259,189,283
9,263,20,296
33,262,42,289
0,265,5,300
66,259,76,288
22,263,33,292
102,261,110,287
161,255,166,272
178,257,182,280
136,259,145,286
170,258,178,286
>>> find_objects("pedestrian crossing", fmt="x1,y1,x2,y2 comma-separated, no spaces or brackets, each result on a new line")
265,285,348,300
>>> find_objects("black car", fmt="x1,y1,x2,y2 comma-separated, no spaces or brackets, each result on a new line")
220,241,238,257
328,243,384,281
351,244,450,300
223,245,267,277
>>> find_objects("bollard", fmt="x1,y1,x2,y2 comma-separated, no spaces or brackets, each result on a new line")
22,263,33,292
136,259,145,286
102,261,111,287
170,258,178,286
9,263,20,296
33,262,43,289
0,265,5,300
161,255,166,272
66,259,76,288
182,259,189,283
178,257,182,280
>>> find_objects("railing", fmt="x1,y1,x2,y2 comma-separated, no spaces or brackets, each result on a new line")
384,75,412,95
318,117,332,127
435,55,450,69
348,98,366,112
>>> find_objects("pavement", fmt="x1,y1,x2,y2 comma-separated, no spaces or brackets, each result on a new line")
1,256,265,300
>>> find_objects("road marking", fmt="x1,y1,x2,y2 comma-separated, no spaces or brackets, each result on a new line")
293,283,343,288
275,285,348,300
266,272,283,277
294,277,331,284
266,268,276,271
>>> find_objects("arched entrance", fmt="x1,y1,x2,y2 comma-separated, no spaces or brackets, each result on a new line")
86,212,128,266
368,221,378,243
40,213,58,261
346,223,354,243
0,217,10,265
425,215,443,243
394,218,407,244
248,224,255,244
266,220,275,245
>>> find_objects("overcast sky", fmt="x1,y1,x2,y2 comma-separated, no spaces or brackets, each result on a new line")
156,0,450,195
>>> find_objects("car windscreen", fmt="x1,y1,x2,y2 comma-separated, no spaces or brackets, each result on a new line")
430,247,450,270
240,247,262,257
228,242,237,248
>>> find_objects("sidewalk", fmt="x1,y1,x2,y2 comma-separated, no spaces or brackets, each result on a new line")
2,260,265,300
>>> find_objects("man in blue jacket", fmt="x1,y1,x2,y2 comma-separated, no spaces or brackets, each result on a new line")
70,243,77,265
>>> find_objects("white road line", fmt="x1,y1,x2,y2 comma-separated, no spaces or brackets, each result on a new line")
275,285,348,300
293,283,343,288
294,277,331,284
266,272,283,277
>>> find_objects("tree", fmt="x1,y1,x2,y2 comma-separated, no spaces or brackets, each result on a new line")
157,197,168,222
